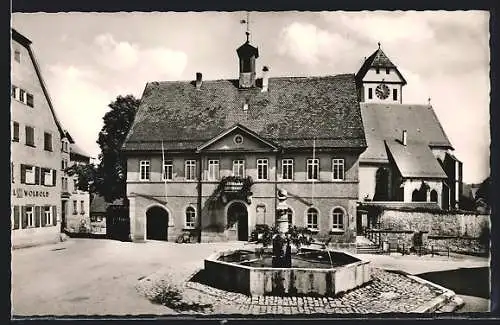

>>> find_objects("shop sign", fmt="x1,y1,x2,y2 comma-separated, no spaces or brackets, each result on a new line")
11,188,50,198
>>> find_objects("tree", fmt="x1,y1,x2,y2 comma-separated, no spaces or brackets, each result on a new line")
475,176,491,212
68,95,140,202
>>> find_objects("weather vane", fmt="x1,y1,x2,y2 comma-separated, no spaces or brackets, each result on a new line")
240,11,251,42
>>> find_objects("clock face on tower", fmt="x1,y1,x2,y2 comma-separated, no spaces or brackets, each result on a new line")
375,83,390,100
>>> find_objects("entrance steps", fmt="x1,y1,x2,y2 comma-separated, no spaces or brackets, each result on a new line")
356,235,381,254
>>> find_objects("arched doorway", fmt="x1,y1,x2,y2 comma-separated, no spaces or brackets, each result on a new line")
227,202,248,241
146,206,169,241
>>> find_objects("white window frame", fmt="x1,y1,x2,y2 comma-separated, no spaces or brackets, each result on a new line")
162,160,173,181
73,200,78,214
80,200,85,214
306,158,319,180
306,208,319,231
207,159,219,181
232,160,245,177
185,206,196,229
43,206,52,226
185,160,196,181
257,159,268,180
282,159,294,181
25,166,36,184
331,207,345,231
43,169,54,186
139,160,151,181
332,158,345,181
26,206,34,228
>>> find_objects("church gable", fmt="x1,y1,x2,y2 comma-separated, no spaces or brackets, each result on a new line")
196,124,278,153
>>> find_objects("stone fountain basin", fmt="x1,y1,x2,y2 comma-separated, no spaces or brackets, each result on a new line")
204,249,372,297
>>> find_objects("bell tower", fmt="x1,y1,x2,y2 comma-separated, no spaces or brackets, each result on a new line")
236,14,259,89
355,43,407,104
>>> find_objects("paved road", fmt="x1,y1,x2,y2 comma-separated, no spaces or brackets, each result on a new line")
11,238,248,316
11,238,490,316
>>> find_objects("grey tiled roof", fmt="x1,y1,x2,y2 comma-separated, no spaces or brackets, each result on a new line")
360,103,453,163
385,140,447,179
123,74,367,152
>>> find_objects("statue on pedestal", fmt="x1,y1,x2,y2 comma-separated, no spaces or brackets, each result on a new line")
272,188,292,268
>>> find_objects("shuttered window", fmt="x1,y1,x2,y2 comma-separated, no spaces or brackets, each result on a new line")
12,122,19,142
43,206,52,226
25,126,35,147
25,206,34,228
21,165,37,185
26,93,34,107
44,132,53,151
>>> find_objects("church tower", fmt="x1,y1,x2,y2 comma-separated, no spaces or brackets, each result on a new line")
236,31,259,89
355,43,407,104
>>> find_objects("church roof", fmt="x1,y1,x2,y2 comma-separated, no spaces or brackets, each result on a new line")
355,47,407,85
123,74,367,152
360,103,453,163
385,140,447,179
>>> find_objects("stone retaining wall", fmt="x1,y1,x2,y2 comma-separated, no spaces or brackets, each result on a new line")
374,208,490,253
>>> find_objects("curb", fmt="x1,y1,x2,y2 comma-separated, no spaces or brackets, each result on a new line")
406,274,458,313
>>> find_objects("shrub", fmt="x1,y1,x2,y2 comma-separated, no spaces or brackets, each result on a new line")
149,281,212,312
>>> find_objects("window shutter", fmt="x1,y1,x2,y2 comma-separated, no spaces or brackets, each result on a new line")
35,206,41,227
40,168,46,186
35,167,40,185
52,206,57,226
21,206,27,229
20,164,26,184
41,206,47,227
13,206,20,229
52,169,57,187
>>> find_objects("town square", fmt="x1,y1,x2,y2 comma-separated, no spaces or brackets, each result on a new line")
10,10,492,317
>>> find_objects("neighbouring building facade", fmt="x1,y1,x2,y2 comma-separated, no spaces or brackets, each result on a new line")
11,28,64,248
62,132,92,234
123,34,367,243
355,45,463,210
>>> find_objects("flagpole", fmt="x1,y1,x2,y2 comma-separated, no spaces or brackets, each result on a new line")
312,137,316,205
161,140,168,205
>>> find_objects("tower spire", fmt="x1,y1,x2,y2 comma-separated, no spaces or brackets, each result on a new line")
240,11,251,43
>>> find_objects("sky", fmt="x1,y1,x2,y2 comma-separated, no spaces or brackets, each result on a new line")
11,11,490,184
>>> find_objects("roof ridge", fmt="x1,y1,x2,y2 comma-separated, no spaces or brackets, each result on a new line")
147,73,355,84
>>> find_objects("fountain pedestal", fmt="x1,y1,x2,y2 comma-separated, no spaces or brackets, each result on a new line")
272,189,291,268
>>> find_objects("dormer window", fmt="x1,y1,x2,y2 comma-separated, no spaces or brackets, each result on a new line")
386,68,390,74
376,68,380,74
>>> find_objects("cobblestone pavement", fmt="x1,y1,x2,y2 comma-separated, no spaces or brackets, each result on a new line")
138,267,445,315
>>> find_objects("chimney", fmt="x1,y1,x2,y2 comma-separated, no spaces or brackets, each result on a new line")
195,72,202,90
402,130,408,146
261,66,269,92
